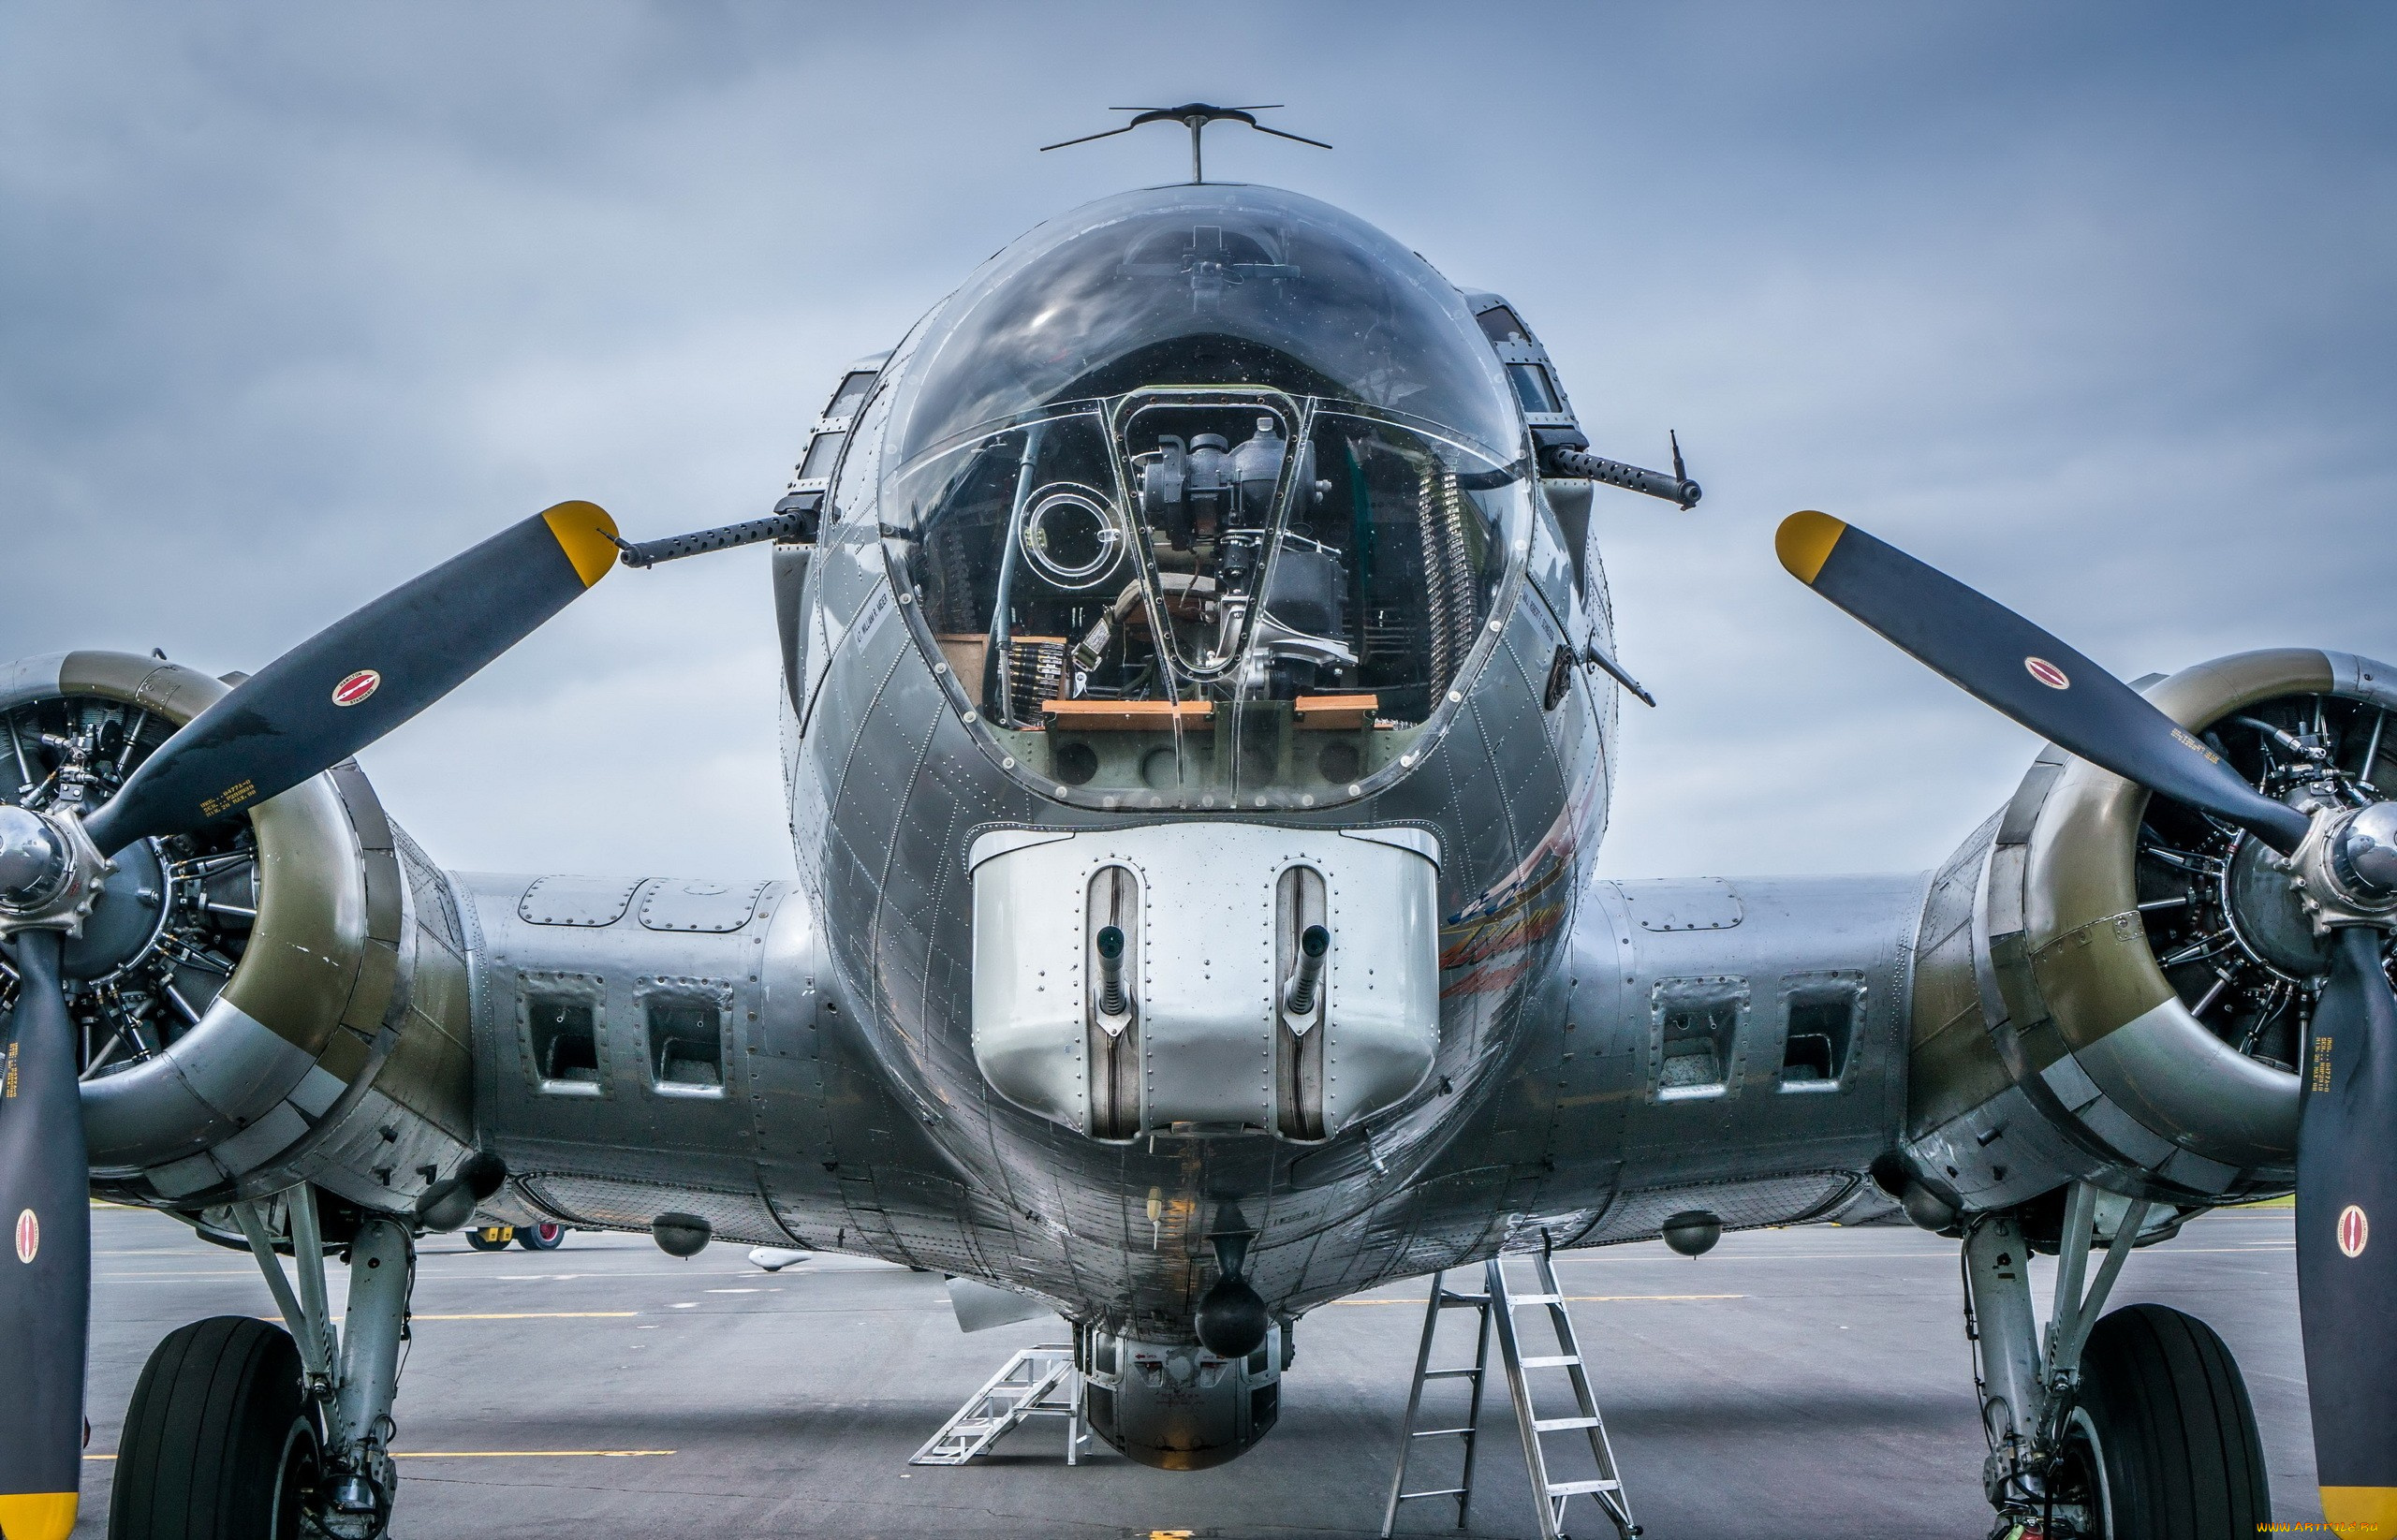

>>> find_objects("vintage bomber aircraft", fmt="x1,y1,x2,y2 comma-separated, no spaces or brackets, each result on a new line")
2,140,2392,1540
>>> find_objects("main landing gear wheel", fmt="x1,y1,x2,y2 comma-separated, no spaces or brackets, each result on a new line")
2046,1304,2270,1540
516,1222,566,1251
108,1315,324,1540
465,1225,513,1252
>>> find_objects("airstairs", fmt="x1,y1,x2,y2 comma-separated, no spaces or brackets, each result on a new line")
1382,1242,1638,1539
909,1343,1091,1466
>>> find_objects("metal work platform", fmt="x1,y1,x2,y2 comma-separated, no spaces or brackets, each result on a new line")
1384,1246,1638,1539
910,1343,1090,1466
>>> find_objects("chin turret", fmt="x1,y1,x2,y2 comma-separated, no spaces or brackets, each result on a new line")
1081,1321,1286,1471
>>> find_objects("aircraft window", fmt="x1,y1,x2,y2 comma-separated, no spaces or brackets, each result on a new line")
1651,977,1744,1100
525,994,602,1091
644,996,725,1096
1780,980,1860,1090
1475,306,1530,346
894,400,1525,808
890,183,1519,466
824,371,877,421
798,431,847,482
1507,363,1563,416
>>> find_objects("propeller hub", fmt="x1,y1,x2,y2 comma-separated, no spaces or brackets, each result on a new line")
2287,800,2397,935
0,804,109,938
2334,800,2397,899
0,804,71,911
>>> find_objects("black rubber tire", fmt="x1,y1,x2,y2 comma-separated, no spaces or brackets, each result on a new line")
2071,1302,2270,1540
465,1225,513,1252
109,1315,322,1540
516,1222,566,1251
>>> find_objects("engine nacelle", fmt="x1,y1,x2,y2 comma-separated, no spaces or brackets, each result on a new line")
1081,1321,1284,1471
1900,648,2397,1213
1,651,477,1218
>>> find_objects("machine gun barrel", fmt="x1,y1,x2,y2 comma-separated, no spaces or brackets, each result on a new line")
613,493,822,568
1283,924,1330,1017
1096,925,1131,1018
1540,444,1701,510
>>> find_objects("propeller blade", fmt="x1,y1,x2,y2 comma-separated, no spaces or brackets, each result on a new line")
2297,926,2397,1533
1775,511,2313,853
0,931,88,1540
82,502,617,857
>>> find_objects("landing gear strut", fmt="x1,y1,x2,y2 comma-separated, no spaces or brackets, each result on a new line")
112,1186,416,1539
1961,1182,2268,1539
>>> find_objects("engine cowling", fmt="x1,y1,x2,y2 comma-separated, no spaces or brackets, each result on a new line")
0,651,477,1218
1900,648,2396,1214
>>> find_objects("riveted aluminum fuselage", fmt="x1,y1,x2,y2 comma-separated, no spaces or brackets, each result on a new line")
773,456,1616,1332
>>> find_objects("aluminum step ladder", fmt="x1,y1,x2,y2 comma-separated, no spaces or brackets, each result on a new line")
1381,1269,1496,1533
1383,1245,1639,1539
909,1343,1090,1466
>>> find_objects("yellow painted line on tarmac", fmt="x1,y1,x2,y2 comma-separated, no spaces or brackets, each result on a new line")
1330,1293,1744,1306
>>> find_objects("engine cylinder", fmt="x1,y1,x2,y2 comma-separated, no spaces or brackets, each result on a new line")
0,651,476,1214
1903,648,2397,1211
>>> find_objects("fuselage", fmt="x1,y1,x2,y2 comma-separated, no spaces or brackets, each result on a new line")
452,183,1922,1467
788,183,1608,1321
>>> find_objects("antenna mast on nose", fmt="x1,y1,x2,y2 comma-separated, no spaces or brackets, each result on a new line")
1040,103,1331,184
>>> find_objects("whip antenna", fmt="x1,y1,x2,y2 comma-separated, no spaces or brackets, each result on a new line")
1041,103,1331,184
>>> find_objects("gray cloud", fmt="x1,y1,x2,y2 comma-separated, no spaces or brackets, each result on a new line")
4,1,2391,881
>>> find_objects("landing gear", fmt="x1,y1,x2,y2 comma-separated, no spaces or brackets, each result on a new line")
1963,1184,2269,1540
127,1186,420,1540
466,1225,513,1251
109,1316,322,1540
2060,1305,2271,1540
516,1221,566,1251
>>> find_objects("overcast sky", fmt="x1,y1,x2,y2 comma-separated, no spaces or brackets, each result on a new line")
5,3,2392,883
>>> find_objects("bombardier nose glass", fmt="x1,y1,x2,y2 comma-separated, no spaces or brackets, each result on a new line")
1121,393,1316,682
894,401,1522,807
879,183,1527,809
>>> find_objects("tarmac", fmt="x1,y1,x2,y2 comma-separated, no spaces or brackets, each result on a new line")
72,1203,2317,1539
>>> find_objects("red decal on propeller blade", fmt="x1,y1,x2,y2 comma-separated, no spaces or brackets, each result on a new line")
14,1207,36,1264
2339,1203,2370,1258
2024,656,2070,690
331,669,382,708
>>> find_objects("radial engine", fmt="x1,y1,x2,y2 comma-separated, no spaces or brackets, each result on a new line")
0,651,479,1225
1894,648,2393,1221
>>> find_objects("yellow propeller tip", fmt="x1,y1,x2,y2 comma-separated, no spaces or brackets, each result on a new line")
540,501,620,589
0,1491,80,1540
1775,510,1847,585
2321,1487,2397,1530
